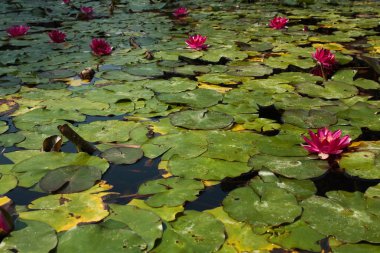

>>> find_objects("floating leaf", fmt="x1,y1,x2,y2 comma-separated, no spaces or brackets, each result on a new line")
301,190,380,243
39,165,102,193
128,199,183,222
0,219,57,253
223,173,302,227
107,204,163,250
11,152,109,187
19,182,113,232
170,110,234,130
168,156,251,180
56,223,147,253
101,147,144,165
138,177,204,207
249,154,328,179
340,141,380,179
152,211,225,253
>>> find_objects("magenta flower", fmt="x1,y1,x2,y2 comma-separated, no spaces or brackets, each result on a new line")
302,127,351,160
48,30,66,43
62,0,70,4
185,34,208,50
0,208,12,236
6,25,30,37
173,7,189,18
80,6,94,18
312,48,336,69
90,38,112,56
269,16,289,29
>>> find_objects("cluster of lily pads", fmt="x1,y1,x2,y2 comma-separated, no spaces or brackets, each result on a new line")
0,0,380,252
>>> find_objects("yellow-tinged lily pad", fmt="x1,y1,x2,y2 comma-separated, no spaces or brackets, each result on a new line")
19,182,114,232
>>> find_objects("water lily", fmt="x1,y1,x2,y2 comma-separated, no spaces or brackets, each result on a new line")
312,48,336,69
173,7,189,17
269,16,288,29
62,0,70,4
90,38,112,56
80,6,94,18
302,127,351,160
0,208,12,236
185,34,208,50
6,25,30,37
48,30,66,43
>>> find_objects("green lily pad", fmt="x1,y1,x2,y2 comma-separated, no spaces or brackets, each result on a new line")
157,89,223,108
249,154,328,179
296,81,358,99
152,211,225,253
340,141,380,179
282,109,337,128
128,199,184,222
11,152,109,187
107,204,163,251
0,121,7,134
206,207,277,253
0,173,18,195
170,110,234,130
223,173,302,227
269,220,325,252
168,156,251,180
138,177,204,207
57,223,148,253
39,165,102,193
142,131,208,160
101,147,144,165
0,219,57,253
0,133,25,147
301,190,380,243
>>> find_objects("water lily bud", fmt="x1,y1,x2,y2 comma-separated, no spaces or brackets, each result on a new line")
80,67,96,80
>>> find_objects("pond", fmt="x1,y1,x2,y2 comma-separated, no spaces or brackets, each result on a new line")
0,0,380,252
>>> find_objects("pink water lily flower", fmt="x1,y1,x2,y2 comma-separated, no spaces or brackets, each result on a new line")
62,0,70,4
48,30,66,43
0,208,12,236
269,16,289,29
312,48,336,68
302,127,351,160
90,38,112,56
173,7,189,17
6,25,30,37
80,6,94,18
185,34,208,50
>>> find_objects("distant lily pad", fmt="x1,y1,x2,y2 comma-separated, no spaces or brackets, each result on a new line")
170,110,234,130
157,89,223,108
101,147,144,165
138,177,204,207
39,165,102,193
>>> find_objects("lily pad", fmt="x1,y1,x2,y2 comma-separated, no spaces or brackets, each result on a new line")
107,204,163,251
19,182,113,232
0,219,57,253
301,190,380,243
138,177,204,207
249,155,328,179
39,165,102,193
223,173,302,227
57,223,148,253
152,211,225,253
157,89,223,108
168,156,251,180
170,110,234,130
101,147,144,165
340,141,380,179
